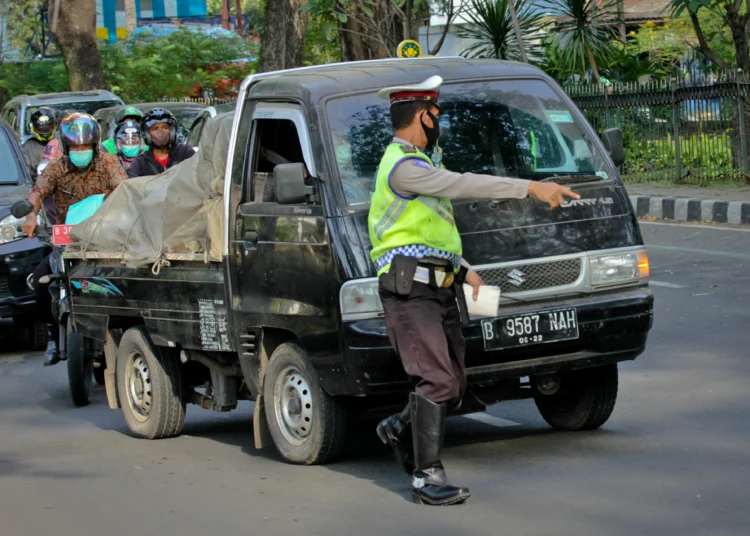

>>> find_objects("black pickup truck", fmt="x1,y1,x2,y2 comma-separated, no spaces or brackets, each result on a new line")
64,58,653,465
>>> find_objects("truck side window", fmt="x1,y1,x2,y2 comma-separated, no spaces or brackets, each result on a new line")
248,118,306,203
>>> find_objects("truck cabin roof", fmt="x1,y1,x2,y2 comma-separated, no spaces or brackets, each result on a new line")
245,58,551,108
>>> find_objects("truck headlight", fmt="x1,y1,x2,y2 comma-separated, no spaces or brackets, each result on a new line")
0,214,43,244
340,278,384,321
589,249,649,287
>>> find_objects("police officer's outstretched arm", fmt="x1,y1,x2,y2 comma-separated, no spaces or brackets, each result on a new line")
390,161,579,209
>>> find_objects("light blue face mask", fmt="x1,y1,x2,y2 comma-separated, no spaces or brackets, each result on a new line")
121,145,141,158
69,149,94,168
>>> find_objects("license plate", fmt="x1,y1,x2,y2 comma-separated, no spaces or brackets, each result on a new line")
52,225,75,246
481,308,579,351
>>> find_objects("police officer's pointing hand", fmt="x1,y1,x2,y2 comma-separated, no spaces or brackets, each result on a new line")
528,182,580,209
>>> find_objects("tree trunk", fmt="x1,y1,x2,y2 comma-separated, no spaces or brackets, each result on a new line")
124,0,137,35
236,0,243,34
258,0,308,72
585,42,600,82
222,0,230,30
50,0,108,91
725,4,750,73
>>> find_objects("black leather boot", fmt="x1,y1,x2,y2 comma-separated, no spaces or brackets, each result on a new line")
410,393,470,505
376,403,415,474
42,326,60,367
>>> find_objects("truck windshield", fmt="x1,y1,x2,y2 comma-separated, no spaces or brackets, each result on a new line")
326,79,612,208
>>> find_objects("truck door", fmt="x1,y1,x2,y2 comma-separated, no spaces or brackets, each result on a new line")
229,103,339,362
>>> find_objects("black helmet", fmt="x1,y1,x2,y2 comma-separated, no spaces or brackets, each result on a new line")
29,106,57,142
115,105,143,125
59,112,101,157
141,108,177,148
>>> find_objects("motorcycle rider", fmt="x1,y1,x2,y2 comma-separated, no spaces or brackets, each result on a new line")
101,106,145,155
21,106,57,177
21,113,127,366
127,108,195,178
113,119,145,170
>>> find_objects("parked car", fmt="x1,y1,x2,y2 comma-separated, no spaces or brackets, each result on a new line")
187,102,236,149
64,58,654,465
2,91,124,140
0,120,49,349
94,102,208,147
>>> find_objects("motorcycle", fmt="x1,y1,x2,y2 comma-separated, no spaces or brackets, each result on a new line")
11,199,104,407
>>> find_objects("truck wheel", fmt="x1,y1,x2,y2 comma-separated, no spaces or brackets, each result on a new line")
116,326,185,439
534,364,619,431
263,343,347,465
67,327,93,407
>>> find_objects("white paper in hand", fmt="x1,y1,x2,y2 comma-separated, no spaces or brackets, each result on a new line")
462,284,500,318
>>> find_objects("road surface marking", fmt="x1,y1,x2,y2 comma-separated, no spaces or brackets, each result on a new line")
462,412,520,428
646,244,750,261
650,280,686,289
640,221,750,233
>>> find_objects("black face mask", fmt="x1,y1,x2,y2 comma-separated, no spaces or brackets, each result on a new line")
420,111,440,148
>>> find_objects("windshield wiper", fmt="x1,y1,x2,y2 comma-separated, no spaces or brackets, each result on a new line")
539,175,602,185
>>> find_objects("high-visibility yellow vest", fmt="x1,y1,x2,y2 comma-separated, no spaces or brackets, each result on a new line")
368,143,462,276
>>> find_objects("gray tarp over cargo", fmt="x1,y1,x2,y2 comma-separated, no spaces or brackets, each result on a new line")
69,113,232,268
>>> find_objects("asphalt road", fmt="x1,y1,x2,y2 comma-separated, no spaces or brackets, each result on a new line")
1,222,748,536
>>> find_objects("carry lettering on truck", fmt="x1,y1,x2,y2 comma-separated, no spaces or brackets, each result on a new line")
64,58,654,464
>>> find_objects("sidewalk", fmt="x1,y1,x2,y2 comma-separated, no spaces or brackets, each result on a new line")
624,182,750,224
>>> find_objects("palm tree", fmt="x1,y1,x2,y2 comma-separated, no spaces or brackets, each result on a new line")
547,0,619,82
456,0,545,63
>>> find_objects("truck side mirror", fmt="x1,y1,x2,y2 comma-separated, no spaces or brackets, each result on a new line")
11,200,35,219
600,128,625,168
275,163,314,204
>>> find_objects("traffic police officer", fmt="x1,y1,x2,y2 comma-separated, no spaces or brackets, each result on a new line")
371,76,579,505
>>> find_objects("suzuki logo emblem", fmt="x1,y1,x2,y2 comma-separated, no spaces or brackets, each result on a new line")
507,268,526,287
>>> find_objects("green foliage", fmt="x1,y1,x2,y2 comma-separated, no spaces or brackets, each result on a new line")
630,14,735,70
100,27,257,102
600,41,668,83
0,60,69,100
623,132,738,182
455,0,544,62
547,0,619,79
303,10,342,66
0,0,56,61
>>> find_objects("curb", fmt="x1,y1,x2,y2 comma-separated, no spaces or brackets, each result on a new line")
629,196,750,225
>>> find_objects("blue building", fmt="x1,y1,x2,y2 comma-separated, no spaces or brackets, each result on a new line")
96,0,209,43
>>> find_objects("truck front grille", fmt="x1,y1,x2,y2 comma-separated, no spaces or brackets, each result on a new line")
476,258,582,294
0,277,9,294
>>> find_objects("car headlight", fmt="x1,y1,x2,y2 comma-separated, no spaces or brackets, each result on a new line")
340,278,384,321
589,249,649,287
0,213,42,244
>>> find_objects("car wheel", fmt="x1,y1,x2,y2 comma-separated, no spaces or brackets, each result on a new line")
116,326,185,439
263,343,347,465
534,364,619,431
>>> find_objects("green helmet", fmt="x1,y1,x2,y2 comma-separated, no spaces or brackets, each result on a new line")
115,106,143,125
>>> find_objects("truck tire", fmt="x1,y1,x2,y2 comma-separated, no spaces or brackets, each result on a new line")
116,326,185,439
534,364,619,431
263,343,347,465
67,326,93,407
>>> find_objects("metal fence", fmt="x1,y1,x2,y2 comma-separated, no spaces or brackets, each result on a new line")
565,73,750,184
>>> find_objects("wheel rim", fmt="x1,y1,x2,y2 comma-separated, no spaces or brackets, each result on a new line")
273,365,314,446
124,350,152,423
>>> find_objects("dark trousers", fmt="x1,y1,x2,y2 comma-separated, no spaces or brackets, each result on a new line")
380,282,467,405
32,254,55,325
